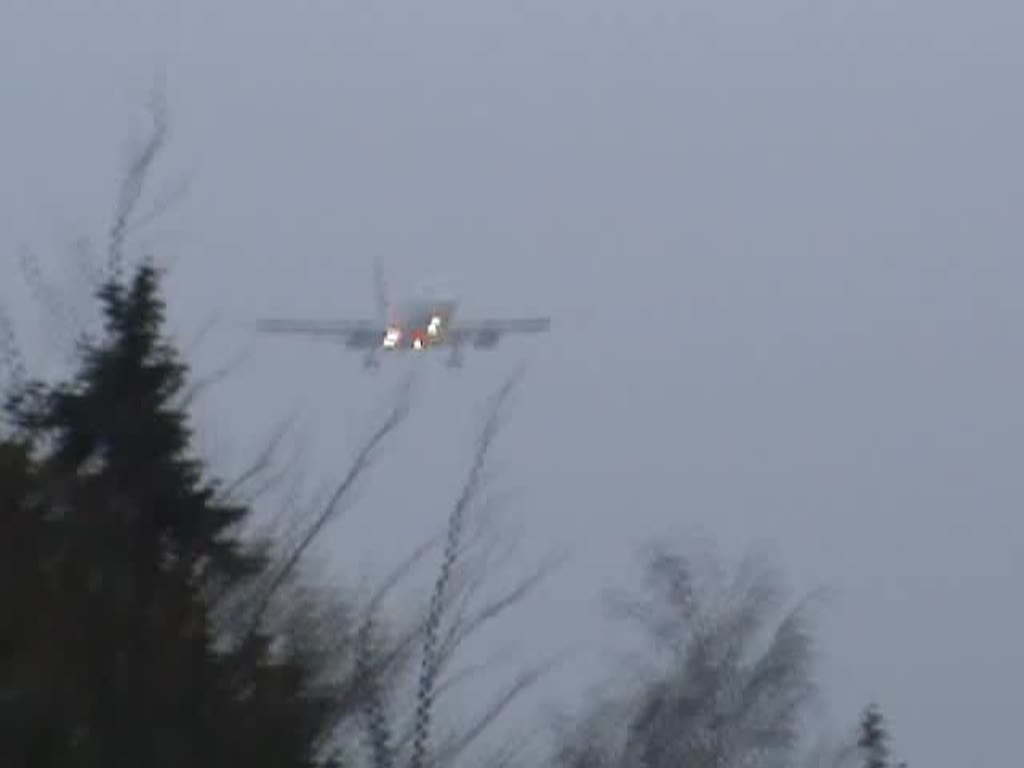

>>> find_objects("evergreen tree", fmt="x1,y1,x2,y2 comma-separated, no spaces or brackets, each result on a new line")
857,704,891,768
3,97,543,768
0,262,352,767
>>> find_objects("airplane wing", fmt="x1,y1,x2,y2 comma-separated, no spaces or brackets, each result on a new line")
448,317,551,348
255,318,383,348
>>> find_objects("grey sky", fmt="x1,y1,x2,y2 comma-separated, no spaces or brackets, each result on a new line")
3,2,1023,765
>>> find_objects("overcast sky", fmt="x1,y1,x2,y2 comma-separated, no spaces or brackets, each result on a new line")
2,2,1023,765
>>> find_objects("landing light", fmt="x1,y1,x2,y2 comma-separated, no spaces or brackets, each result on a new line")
383,327,401,348
427,315,442,337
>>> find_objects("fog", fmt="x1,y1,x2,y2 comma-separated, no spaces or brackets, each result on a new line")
2,3,1022,765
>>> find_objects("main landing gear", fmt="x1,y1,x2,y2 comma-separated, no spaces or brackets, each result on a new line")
363,349,381,370
446,344,464,369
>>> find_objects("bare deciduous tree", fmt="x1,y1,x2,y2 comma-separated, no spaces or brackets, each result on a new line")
553,543,822,768
3,89,553,768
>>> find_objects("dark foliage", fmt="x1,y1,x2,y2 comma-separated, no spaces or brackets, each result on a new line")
0,263,353,767
858,704,889,768
856,704,906,768
0,86,548,766
1,89,914,768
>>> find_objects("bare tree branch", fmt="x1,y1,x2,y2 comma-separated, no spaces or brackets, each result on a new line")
176,347,254,413
68,235,103,298
184,309,223,357
429,654,564,768
557,544,825,768
0,303,27,405
242,373,414,640
432,554,559,682
107,77,169,281
222,422,295,501
357,613,397,768
124,170,194,238
15,245,82,365
408,368,523,768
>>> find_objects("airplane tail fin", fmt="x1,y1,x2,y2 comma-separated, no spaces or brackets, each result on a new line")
374,257,392,324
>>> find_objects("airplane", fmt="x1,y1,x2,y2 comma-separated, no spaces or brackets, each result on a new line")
255,261,551,368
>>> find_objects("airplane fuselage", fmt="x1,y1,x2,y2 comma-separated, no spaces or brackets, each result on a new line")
382,299,459,350
256,261,549,370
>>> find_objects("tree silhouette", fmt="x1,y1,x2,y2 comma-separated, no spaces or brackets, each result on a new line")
858,704,889,768
0,261,361,767
856,703,907,768
551,546,821,768
2,91,550,768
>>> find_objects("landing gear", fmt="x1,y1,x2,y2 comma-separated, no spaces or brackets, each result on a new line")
446,344,464,369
